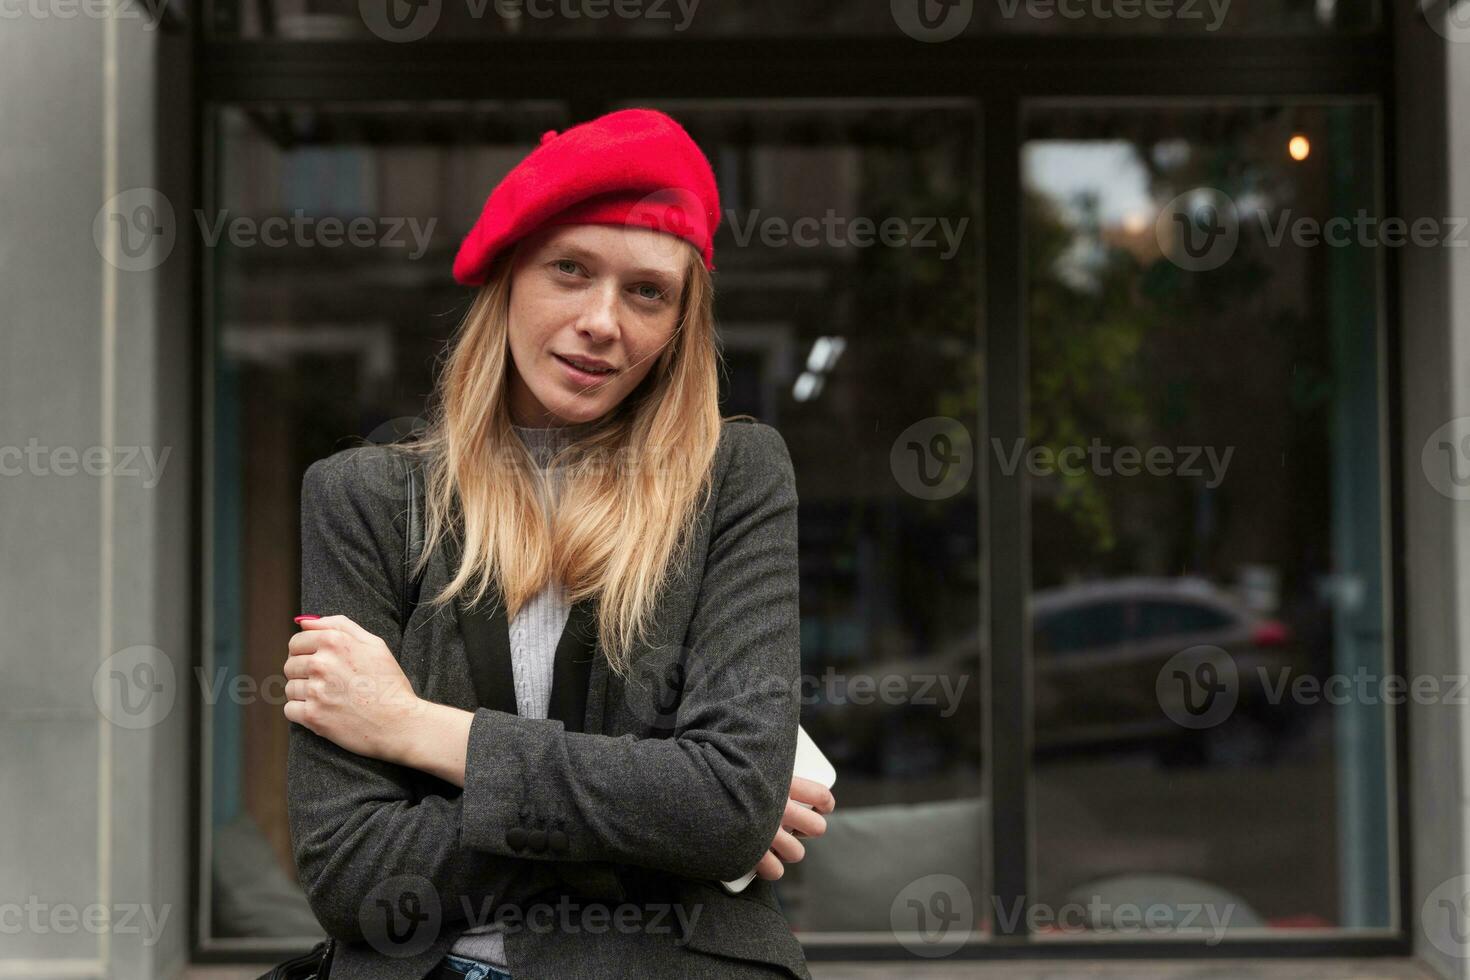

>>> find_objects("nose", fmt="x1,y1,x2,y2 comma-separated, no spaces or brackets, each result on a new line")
576,279,621,344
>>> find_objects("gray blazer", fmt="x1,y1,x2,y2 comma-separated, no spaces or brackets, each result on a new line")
289,418,812,980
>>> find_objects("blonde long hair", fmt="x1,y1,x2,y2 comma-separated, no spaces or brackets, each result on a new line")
396,239,736,678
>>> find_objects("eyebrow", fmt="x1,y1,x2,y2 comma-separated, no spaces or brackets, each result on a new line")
549,242,683,290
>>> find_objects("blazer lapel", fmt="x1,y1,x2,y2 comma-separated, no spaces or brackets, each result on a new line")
454,577,600,735
547,596,596,734
455,587,520,717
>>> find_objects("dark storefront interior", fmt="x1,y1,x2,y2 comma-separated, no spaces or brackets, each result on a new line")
195,0,1405,963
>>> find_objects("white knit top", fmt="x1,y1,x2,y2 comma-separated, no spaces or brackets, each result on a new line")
449,418,599,966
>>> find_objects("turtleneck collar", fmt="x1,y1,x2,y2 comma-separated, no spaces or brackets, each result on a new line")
511,417,602,468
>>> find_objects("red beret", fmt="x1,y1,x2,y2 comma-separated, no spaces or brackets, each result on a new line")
452,108,721,286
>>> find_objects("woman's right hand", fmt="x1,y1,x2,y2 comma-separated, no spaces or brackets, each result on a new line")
753,776,836,880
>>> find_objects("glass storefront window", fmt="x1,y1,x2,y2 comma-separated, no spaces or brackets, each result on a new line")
201,98,985,947
1022,100,1394,937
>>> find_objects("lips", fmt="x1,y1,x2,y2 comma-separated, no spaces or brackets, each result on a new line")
555,353,616,375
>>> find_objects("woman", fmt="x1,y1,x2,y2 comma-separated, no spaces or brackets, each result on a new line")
281,108,834,980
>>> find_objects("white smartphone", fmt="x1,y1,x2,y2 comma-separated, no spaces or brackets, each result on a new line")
721,725,836,893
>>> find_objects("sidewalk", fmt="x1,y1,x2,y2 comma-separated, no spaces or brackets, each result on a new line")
809,960,1439,979
186,957,1440,980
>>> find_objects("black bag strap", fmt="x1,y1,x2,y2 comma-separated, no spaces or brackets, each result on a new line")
400,453,427,629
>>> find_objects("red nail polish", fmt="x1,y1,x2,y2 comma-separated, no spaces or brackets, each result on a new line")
294,615,320,623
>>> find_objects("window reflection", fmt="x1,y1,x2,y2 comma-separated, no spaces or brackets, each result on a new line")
1023,101,1391,935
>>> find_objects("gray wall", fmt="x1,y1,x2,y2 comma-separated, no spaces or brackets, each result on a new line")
1401,4,1470,979
0,4,194,978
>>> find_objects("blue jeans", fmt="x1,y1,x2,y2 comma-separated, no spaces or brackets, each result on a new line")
436,953,513,980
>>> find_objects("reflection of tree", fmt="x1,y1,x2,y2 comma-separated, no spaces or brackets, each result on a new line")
1026,131,1321,577
1026,187,1154,552
844,124,981,653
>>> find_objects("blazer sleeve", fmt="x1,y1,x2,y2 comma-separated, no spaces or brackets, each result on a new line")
457,421,802,882
288,447,557,942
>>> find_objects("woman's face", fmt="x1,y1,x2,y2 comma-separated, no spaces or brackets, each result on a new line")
505,223,688,427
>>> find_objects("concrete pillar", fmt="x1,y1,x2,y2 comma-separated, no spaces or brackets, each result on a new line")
0,2,194,977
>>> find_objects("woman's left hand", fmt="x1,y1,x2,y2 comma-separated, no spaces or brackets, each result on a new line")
754,775,836,880
283,614,424,763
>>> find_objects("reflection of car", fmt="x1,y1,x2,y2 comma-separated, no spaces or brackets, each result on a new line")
1033,577,1308,765
810,577,1309,777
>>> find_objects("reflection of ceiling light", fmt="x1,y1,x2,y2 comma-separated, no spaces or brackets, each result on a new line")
805,336,847,374
1288,135,1311,161
793,371,824,402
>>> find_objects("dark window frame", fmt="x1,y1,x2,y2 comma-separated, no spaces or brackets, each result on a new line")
189,10,1411,966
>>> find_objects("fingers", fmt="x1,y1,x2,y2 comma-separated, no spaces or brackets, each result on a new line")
286,629,336,657
789,775,837,815
784,798,828,840
752,849,785,881
296,614,373,644
283,698,312,730
769,828,805,864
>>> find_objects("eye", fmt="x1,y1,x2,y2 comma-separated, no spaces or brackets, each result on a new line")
633,283,668,304
553,258,584,277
